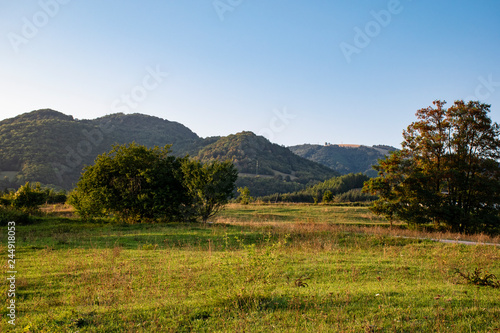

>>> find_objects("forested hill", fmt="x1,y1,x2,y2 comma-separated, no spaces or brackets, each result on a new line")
0,109,199,189
194,132,340,196
288,144,398,176
0,110,338,194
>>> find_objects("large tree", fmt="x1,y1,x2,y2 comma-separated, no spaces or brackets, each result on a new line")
69,143,239,223
364,100,500,233
69,143,189,222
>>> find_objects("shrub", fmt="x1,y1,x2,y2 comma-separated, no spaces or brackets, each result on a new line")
11,182,46,212
0,206,32,225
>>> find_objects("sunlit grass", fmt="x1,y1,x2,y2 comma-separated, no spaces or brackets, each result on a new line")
1,204,499,332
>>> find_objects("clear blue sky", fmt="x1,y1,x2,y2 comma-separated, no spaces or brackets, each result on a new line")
1,0,499,148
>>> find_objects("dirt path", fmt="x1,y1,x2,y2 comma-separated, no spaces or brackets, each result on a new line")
432,238,499,246
400,236,500,246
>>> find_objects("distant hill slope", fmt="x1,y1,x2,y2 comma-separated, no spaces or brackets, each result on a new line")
196,132,338,182
194,132,340,196
0,110,338,195
0,109,199,189
288,144,398,176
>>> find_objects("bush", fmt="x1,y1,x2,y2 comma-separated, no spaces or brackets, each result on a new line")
0,206,32,225
11,182,46,212
70,143,188,223
44,188,67,204
70,143,238,223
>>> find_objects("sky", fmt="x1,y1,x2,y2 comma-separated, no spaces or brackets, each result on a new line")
1,0,499,148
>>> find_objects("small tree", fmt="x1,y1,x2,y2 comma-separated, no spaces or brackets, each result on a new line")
322,190,333,203
237,186,252,204
182,160,238,222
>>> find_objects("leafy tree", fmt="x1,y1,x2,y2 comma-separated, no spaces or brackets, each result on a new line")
364,100,500,233
322,190,333,203
237,186,252,204
44,188,67,204
69,143,188,222
182,160,238,222
11,181,46,211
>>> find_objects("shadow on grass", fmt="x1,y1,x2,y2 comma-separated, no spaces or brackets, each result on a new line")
15,216,271,252
15,216,423,253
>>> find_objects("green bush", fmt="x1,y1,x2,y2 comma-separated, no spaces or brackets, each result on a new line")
11,182,46,211
0,206,32,225
70,143,238,223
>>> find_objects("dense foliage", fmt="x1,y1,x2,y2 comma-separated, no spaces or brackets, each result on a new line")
182,160,238,222
364,100,500,233
10,182,47,211
237,186,252,204
260,173,376,203
68,143,237,223
69,144,188,222
0,206,32,225
0,181,67,212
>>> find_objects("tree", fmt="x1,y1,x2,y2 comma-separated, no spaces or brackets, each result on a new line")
237,186,252,204
182,160,238,222
69,143,188,222
322,190,333,203
364,100,500,233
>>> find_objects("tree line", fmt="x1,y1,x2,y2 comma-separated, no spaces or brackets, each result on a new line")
258,173,377,203
0,182,67,210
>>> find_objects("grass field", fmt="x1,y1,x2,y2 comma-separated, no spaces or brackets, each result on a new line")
1,204,499,332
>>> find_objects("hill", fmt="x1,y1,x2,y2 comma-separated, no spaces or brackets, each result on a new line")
193,132,340,196
0,110,338,195
288,143,398,177
0,109,199,189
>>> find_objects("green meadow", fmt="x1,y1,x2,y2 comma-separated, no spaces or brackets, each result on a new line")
1,204,499,332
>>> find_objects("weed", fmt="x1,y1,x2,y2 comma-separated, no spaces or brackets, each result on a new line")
294,276,310,287
455,267,500,288
142,243,158,250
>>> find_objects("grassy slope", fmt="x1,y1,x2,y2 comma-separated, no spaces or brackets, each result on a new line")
1,205,499,332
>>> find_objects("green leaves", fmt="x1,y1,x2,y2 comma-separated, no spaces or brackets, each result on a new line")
70,143,238,223
182,159,238,222
71,143,187,222
237,186,252,204
365,100,500,233
11,181,46,211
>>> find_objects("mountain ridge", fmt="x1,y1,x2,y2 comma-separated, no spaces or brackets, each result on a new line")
0,109,199,189
0,109,338,195
288,143,398,177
